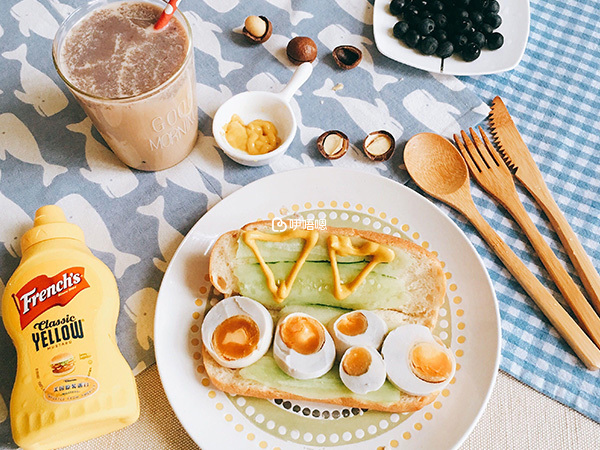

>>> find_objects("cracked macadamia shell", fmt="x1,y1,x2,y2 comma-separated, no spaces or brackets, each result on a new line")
333,45,362,69
363,130,396,161
317,130,349,159
242,16,272,43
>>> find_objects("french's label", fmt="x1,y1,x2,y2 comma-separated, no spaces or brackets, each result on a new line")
12,267,90,330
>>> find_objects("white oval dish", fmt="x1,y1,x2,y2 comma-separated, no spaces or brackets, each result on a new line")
373,0,530,75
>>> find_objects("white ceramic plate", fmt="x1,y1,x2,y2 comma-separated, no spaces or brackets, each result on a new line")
373,0,530,75
155,167,500,450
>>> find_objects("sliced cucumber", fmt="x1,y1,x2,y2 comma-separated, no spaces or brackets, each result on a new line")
239,353,402,404
278,303,349,326
235,261,410,310
237,237,364,264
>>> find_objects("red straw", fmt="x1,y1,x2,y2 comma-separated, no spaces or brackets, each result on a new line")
154,0,181,30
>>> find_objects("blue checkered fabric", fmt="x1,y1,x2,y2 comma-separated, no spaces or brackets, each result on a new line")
457,0,600,423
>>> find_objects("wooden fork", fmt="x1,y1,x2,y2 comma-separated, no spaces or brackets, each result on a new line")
454,127,600,349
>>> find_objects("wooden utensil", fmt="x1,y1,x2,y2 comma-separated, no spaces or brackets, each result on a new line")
454,127,600,350
404,132,600,370
489,96,600,315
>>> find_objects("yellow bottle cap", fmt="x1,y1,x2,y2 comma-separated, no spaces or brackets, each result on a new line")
21,205,85,253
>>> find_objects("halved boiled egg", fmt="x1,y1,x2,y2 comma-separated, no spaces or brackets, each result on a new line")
273,312,335,379
331,310,388,355
339,346,386,395
381,324,455,396
201,296,273,369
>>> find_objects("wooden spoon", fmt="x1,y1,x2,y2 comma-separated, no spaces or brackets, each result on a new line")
404,133,600,370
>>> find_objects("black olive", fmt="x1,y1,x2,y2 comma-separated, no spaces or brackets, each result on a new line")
390,0,503,60
404,8,420,24
433,13,447,28
389,0,406,16
468,30,486,48
393,21,410,38
404,4,420,16
454,9,470,20
487,32,504,49
487,0,500,13
432,28,448,42
403,29,421,48
480,23,494,35
418,36,439,55
485,12,502,29
429,0,444,12
454,18,473,33
452,33,468,48
461,42,481,61
436,40,454,58
470,11,484,26
416,18,435,35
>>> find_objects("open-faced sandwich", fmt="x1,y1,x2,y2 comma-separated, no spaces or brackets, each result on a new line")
202,220,455,413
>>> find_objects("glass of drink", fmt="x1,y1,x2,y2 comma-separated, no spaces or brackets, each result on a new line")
53,0,198,171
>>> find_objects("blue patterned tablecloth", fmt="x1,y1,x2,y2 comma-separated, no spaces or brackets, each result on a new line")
0,1,487,447
0,0,598,447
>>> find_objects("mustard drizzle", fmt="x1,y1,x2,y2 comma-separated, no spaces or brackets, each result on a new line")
241,229,395,303
242,229,319,303
328,235,395,300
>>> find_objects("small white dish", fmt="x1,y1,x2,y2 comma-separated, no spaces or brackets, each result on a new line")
373,0,530,76
212,62,313,166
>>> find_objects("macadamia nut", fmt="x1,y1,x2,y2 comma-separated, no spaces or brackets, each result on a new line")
245,15,266,38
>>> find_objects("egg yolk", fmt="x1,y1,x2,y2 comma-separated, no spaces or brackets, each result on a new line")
212,315,260,361
342,347,372,376
280,315,324,355
409,341,453,383
336,312,368,336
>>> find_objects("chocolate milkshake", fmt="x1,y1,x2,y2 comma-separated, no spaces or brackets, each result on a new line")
53,0,198,171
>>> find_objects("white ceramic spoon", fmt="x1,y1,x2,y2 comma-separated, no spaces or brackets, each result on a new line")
212,62,313,167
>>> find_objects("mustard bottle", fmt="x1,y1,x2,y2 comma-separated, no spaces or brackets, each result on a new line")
1,205,139,449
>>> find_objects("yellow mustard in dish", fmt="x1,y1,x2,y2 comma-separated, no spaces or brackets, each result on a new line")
225,114,281,155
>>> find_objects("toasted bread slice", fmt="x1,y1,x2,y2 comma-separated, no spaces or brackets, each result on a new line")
205,220,447,413
210,221,445,326
202,347,437,413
